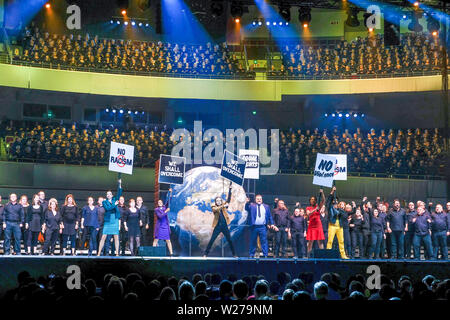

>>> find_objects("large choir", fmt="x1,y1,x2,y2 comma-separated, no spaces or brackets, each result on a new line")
0,181,448,260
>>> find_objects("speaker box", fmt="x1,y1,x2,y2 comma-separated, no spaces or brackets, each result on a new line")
138,246,166,257
312,249,340,259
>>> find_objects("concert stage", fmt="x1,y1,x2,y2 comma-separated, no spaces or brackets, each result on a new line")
0,256,449,295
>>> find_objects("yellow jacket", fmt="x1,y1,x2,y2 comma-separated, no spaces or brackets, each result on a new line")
211,204,231,228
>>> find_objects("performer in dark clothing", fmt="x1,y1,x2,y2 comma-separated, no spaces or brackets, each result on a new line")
349,207,366,258
386,199,408,259
368,208,386,259
60,194,81,255
288,208,307,258
3,193,25,255
404,202,416,259
136,196,151,246
272,200,290,258
26,194,44,255
19,195,30,254
118,196,128,255
96,197,108,255
42,198,62,255
204,183,237,258
412,205,433,260
81,197,100,256
123,199,141,256
431,204,448,260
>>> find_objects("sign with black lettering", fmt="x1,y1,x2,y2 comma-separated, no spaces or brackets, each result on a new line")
221,150,246,186
108,142,135,175
238,149,260,179
329,154,347,181
313,153,337,188
159,154,186,185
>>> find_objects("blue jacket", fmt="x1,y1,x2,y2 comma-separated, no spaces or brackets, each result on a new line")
102,184,123,222
245,202,273,226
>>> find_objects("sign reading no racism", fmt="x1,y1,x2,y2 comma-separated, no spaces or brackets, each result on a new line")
329,154,347,181
159,154,186,185
109,141,134,175
313,153,337,188
221,150,247,186
239,149,260,180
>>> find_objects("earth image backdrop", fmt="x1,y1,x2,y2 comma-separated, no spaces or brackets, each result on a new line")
167,166,248,256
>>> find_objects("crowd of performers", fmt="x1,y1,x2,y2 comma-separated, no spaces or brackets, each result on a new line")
0,179,174,256
0,179,449,260
208,185,449,260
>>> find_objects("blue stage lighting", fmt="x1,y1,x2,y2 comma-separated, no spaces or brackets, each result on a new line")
332,113,335,117
112,109,117,113
361,114,365,118
128,110,132,114
324,113,328,117
258,21,262,26
345,113,350,118
272,22,276,25
110,20,113,24
286,22,289,26
124,21,128,26
117,21,121,25
139,22,143,27
145,23,149,27
252,21,256,26
354,113,358,118
338,113,343,118
131,21,136,26
135,111,139,115
279,21,283,26
119,109,124,114
266,21,270,26
142,111,145,115
105,108,109,112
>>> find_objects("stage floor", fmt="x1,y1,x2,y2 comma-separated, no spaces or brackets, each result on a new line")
0,255,449,296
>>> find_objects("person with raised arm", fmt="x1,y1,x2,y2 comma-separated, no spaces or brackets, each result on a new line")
204,182,237,258
97,178,122,256
325,186,349,259
153,188,174,256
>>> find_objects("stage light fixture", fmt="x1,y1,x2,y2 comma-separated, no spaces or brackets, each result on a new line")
135,111,139,115
128,110,132,114
285,22,289,26
117,21,121,24
338,113,343,118
298,7,311,26
142,111,145,115
45,3,51,9
121,10,127,15
252,111,257,115
258,21,262,26
345,7,360,27
345,113,350,118
408,11,423,32
361,114,365,118
112,109,117,113
427,15,440,34
354,113,358,118
124,21,128,26
139,22,142,27
230,2,243,22
279,21,283,26
332,113,336,117
324,113,328,117
119,109,124,114
279,3,291,22
105,108,110,112
368,27,373,32
118,0,129,14
252,21,256,26
266,21,270,26
110,20,114,24
211,2,224,17
145,23,149,27
303,23,308,28
131,21,136,26
413,1,419,7
273,22,276,25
